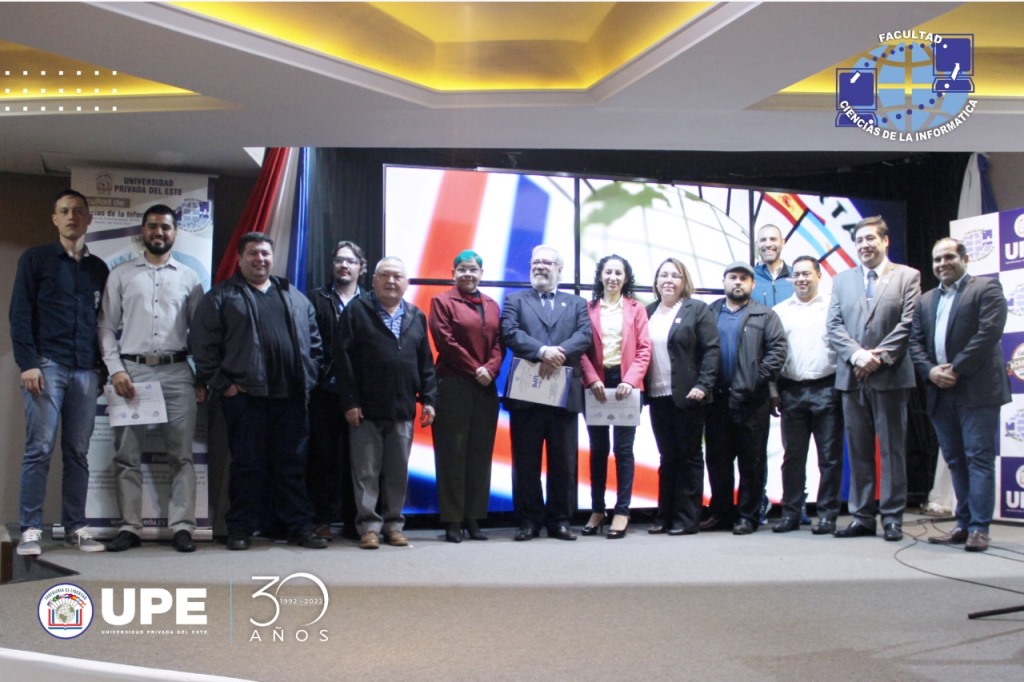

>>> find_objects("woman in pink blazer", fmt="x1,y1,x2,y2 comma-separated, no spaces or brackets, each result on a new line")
580,255,651,538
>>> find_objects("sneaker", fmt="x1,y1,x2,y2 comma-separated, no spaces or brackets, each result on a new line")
64,527,106,552
17,527,42,556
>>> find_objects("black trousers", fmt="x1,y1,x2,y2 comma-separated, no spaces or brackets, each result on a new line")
509,406,578,528
431,375,499,523
778,377,844,520
221,394,316,537
705,397,770,526
648,396,706,532
306,388,356,529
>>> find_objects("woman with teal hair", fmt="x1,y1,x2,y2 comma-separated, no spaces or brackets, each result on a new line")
429,250,504,542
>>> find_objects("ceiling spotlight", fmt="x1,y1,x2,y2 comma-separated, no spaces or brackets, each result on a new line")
94,70,99,76
58,70,64,76
40,71,46,76
112,106,117,111
58,106,63,111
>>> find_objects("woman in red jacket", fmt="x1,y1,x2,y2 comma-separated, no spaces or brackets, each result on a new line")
580,255,651,538
429,250,504,543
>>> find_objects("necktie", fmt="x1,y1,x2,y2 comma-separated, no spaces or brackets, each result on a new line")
542,292,554,320
866,270,877,303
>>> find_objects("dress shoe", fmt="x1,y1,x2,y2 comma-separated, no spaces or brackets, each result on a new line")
772,516,800,533
384,530,409,547
883,522,903,542
314,523,334,542
172,530,196,553
811,519,837,536
547,523,577,541
514,523,540,541
732,518,755,535
647,524,667,535
667,526,686,536
226,533,251,551
107,530,142,552
834,522,876,538
700,515,731,532
581,512,606,536
359,531,380,550
464,519,488,541
928,527,968,545
965,530,990,552
606,515,629,539
444,522,463,544
292,531,329,549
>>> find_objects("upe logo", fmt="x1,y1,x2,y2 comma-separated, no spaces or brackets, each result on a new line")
249,572,329,643
100,588,207,625
38,583,94,639
836,31,977,141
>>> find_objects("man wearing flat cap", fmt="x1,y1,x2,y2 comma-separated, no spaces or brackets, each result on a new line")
703,261,787,534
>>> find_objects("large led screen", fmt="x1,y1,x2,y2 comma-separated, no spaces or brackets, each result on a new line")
384,166,907,514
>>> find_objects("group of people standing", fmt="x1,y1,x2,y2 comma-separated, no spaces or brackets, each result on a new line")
12,190,1009,557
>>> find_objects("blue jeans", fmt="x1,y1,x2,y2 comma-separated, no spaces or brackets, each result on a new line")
20,358,100,531
931,391,1000,533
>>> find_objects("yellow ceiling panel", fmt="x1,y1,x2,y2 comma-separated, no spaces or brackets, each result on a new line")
0,40,196,101
173,2,713,91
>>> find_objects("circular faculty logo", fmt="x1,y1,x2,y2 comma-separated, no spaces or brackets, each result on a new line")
38,583,95,639
961,228,994,263
1016,464,1024,489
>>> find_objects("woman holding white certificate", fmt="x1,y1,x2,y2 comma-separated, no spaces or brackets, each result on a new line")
645,258,719,535
580,255,651,539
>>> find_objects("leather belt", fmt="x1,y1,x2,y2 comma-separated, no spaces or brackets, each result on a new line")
120,352,188,366
778,374,835,388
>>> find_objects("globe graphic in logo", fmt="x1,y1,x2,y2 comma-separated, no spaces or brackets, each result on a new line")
859,41,970,133
961,229,994,263
1008,282,1024,318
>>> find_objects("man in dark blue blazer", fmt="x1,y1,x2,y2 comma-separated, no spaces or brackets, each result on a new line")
910,238,1010,553
501,245,592,541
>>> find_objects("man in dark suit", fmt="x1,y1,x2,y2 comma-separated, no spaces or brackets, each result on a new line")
910,238,1010,553
827,216,921,541
501,245,592,541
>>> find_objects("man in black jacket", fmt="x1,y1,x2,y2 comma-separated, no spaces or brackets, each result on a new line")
703,262,788,534
306,240,365,540
335,257,436,550
190,232,326,550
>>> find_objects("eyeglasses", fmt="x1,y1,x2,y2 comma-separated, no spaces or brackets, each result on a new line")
333,257,360,266
531,259,559,268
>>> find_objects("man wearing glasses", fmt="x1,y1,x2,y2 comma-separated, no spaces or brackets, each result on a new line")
306,241,366,541
501,245,592,541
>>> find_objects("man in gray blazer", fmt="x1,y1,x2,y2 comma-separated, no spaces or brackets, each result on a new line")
910,238,1010,552
827,216,921,541
502,245,591,541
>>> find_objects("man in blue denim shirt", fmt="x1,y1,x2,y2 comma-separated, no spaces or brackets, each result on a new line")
10,189,109,556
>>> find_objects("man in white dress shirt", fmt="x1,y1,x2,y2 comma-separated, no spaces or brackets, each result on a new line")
98,204,205,552
772,256,843,535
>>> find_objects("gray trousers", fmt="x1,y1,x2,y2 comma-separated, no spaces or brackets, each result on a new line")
113,360,197,535
841,387,909,527
350,419,413,535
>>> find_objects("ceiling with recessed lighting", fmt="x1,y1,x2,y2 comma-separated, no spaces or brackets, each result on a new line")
0,2,1021,177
